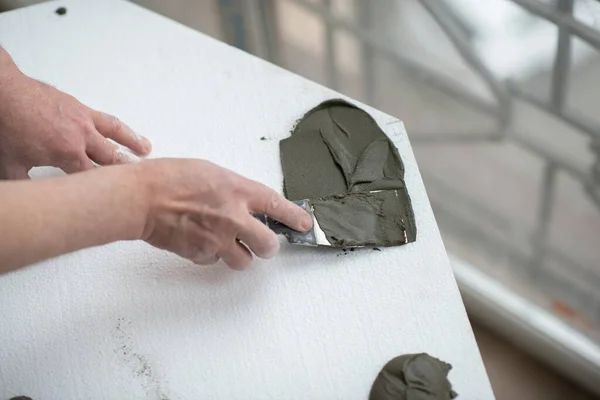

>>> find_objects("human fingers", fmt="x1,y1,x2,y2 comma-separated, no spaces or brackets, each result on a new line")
91,110,152,156
237,214,280,259
86,130,140,165
60,153,95,174
180,225,221,266
191,253,220,266
248,183,313,232
219,240,253,270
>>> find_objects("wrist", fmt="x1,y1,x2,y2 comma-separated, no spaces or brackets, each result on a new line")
126,160,156,241
118,161,154,241
86,162,154,243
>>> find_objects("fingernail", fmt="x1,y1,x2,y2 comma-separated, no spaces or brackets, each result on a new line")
301,213,313,231
140,136,152,154
131,130,152,154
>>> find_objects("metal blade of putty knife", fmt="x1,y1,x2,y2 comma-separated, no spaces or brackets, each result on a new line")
253,199,332,247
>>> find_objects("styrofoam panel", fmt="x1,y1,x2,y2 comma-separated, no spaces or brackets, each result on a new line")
0,1,494,399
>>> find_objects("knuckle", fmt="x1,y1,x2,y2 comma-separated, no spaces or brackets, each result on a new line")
195,236,220,258
225,173,252,196
72,111,95,134
48,134,77,157
225,175,244,193
263,190,280,213
197,206,241,235
62,144,83,159
81,120,96,136
220,207,245,233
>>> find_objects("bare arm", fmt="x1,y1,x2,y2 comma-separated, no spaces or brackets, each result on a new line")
0,164,147,272
0,47,311,271
0,159,312,273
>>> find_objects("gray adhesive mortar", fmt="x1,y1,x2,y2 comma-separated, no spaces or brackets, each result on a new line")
280,99,416,247
370,353,458,400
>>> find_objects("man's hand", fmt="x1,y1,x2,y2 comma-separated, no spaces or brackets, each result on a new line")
0,158,313,272
138,159,313,270
0,48,152,179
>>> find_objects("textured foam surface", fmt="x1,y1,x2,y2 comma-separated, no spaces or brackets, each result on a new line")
0,1,494,399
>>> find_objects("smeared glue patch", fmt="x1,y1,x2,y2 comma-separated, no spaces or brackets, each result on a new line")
279,99,416,247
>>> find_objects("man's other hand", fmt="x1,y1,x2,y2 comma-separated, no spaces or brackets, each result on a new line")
0,49,152,179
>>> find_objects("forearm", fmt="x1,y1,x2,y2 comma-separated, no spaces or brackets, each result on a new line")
0,164,148,272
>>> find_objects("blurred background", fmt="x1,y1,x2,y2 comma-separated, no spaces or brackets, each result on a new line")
3,0,600,398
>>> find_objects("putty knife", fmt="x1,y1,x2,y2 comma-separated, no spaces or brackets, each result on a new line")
254,199,332,247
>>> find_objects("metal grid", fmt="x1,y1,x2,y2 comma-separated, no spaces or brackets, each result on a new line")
220,0,600,333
